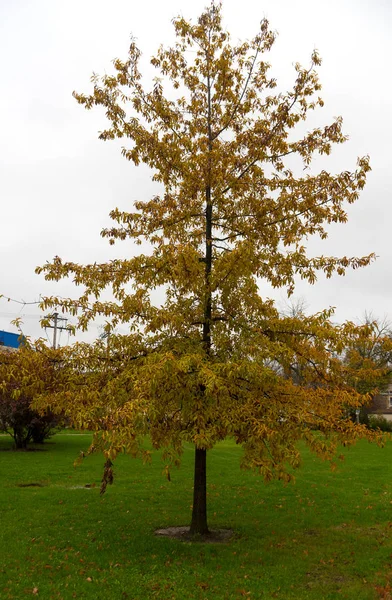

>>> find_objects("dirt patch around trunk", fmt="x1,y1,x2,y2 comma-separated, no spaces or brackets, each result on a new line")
155,526,233,543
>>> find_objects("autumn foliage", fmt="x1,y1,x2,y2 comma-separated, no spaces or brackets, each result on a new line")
345,316,392,396
0,343,62,448
36,3,379,534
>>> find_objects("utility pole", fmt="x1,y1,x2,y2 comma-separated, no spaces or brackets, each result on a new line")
45,312,69,349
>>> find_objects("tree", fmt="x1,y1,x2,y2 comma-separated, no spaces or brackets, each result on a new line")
0,343,62,448
344,315,392,423
36,3,377,535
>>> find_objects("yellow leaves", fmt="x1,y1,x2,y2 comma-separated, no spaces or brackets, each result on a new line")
163,465,171,482
0,342,59,398
29,2,379,497
105,447,118,461
311,49,322,67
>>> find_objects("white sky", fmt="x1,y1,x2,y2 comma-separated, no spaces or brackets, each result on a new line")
1,0,391,345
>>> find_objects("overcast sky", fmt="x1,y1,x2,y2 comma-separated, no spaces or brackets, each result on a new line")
1,0,391,345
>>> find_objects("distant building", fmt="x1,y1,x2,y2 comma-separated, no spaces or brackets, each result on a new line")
367,382,392,422
0,330,21,350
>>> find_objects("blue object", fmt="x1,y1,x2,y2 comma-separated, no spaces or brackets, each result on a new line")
0,330,21,349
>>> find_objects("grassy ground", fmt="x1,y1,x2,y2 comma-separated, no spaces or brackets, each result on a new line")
1,434,392,599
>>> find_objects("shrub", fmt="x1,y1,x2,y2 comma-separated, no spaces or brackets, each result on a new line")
367,415,392,432
0,390,61,448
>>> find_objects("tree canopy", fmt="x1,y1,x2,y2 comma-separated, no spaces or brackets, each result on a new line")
0,341,62,448
345,314,392,397
36,3,378,535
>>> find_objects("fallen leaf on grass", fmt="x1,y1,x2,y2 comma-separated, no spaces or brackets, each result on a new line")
196,582,209,590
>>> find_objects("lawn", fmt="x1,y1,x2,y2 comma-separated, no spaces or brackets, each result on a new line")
1,433,392,599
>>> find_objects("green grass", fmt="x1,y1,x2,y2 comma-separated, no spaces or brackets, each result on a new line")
1,434,392,599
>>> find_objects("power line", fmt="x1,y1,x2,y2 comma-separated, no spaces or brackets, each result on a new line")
0,295,41,306
0,312,42,319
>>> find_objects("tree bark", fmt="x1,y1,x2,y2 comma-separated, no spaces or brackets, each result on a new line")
189,446,209,534
13,428,28,449
189,25,213,537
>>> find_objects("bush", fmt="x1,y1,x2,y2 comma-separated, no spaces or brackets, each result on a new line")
0,342,64,449
367,414,392,432
0,391,62,449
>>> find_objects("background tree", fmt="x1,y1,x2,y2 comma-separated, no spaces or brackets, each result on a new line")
0,342,62,449
344,314,392,426
346,314,392,393
36,3,377,535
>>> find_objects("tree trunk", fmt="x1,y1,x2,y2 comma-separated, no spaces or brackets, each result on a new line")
189,446,209,535
189,29,213,537
13,428,28,449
